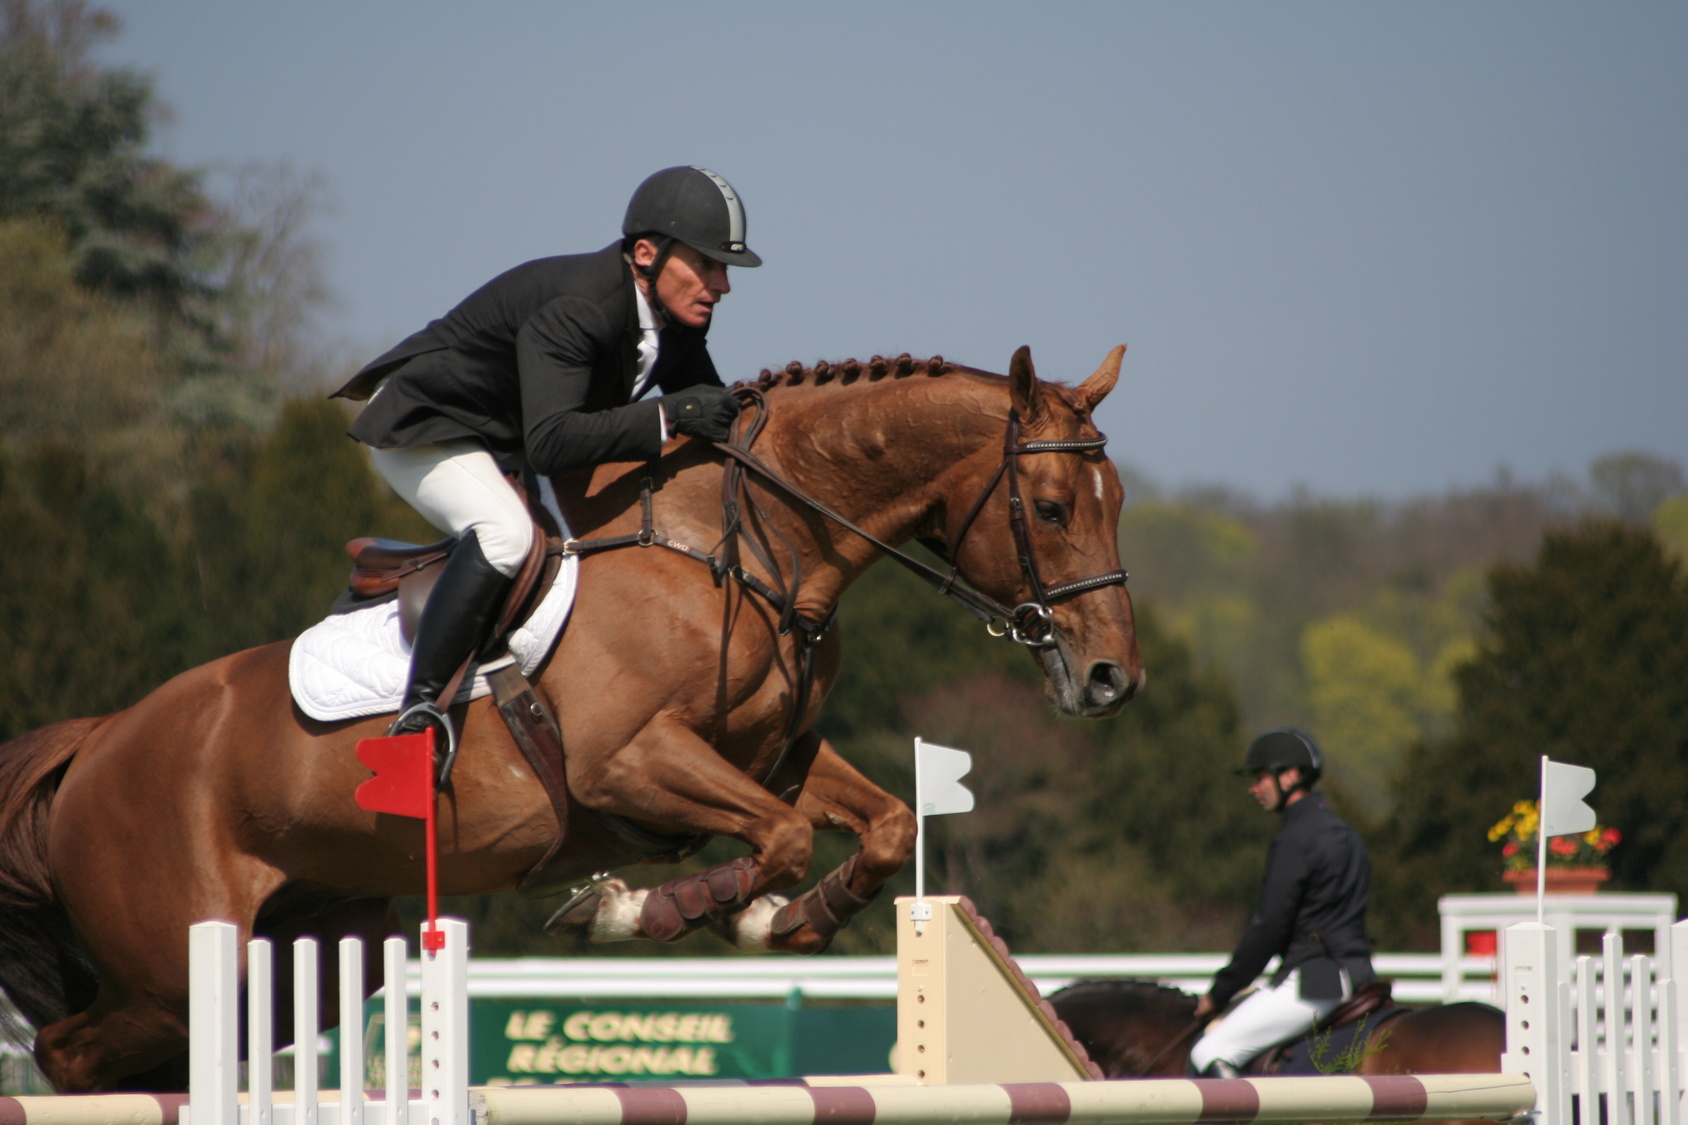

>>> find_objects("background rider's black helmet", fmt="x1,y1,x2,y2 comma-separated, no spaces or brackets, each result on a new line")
622,166,763,268
1237,727,1324,784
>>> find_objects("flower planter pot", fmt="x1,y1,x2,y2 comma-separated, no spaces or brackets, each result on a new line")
1502,867,1610,895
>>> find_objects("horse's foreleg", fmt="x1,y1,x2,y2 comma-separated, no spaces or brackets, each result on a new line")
549,718,815,947
758,736,915,955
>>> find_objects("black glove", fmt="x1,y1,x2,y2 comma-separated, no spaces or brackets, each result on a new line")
666,385,741,443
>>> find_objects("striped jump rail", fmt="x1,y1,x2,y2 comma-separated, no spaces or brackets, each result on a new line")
469,1074,1536,1125
0,1094,189,1125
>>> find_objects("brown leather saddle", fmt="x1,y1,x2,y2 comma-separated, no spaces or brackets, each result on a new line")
342,488,562,649
1255,980,1404,1075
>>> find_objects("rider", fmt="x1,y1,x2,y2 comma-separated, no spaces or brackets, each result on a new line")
1188,728,1375,1078
331,166,762,748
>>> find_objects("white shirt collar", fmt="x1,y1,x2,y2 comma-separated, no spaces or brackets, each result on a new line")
634,283,657,333
631,283,661,400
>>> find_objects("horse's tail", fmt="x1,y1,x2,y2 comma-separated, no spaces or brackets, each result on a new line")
0,716,102,1052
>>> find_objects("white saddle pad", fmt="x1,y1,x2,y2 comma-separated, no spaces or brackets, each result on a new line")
288,555,579,723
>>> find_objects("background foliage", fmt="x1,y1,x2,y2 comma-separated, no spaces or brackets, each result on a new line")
2,3,1685,963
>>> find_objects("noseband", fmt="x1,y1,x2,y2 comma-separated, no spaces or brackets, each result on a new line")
712,389,1129,649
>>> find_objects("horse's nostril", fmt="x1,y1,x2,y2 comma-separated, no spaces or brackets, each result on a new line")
1086,660,1129,705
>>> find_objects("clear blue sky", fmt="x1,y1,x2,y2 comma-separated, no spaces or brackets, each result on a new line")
100,2,1687,501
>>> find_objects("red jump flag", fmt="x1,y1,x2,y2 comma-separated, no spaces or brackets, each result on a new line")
355,731,434,818
355,728,445,950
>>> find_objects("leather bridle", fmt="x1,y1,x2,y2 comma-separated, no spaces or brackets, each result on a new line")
929,404,1131,646
710,388,1129,649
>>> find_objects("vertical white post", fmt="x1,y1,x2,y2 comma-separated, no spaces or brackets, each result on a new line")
1441,909,1463,1004
1632,955,1653,1125
1605,933,1631,1125
1536,756,1549,922
1575,957,1598,1124
295,938,320,1125
911,738,931,934
189,922,240,1125
339,938,365,1125
1675,920,1688,1112
1659,975,1682,1125
419,919,468,1125
1504,922,1571,1125
1661,917,1677,990
383,938,410,1125
249,939,274,1125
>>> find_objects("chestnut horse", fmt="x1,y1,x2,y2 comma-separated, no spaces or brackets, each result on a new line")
0,346,1141,1092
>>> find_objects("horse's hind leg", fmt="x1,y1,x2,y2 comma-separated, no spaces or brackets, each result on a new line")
750,735,914,955
34,894,256,1092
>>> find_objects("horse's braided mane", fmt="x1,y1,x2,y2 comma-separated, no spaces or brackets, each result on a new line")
743,353,993,390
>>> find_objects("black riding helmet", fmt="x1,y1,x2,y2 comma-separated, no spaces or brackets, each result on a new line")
1236,727,1324,791
622,166,763,268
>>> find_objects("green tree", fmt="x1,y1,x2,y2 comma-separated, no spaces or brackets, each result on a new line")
0,1,211,308
2,1,330,424
1375,521,1688,947
1653,495,1688,564
1301,616,1425,818
1589,451,1686,525
0,217,171,456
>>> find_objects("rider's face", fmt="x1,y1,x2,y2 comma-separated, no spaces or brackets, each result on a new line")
1249,768,1301,811
633,240,731,329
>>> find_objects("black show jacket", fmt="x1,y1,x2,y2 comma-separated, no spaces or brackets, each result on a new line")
333,243,721,475
1208,793,1375,1008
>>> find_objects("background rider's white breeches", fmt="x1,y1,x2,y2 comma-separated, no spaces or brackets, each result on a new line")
368,441,535,579
1188,970,1345,1073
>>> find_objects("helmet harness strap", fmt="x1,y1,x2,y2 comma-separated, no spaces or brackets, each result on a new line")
1269,765,1313,809
633,235,678,327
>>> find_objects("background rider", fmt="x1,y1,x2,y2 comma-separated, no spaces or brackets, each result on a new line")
1188,728,1375,1078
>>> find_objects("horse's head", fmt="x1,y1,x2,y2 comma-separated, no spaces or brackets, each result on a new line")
939,345,1143,718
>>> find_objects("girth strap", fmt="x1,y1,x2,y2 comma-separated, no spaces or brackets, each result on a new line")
485,665,573,893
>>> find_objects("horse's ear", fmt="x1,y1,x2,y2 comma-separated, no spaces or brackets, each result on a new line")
1009,345,1044,422
1077,344,1126,412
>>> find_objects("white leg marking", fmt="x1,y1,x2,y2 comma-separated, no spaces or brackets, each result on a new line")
729,894,791,953
588,878,651,943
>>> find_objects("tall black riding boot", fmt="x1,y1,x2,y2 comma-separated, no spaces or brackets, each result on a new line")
388,530,515,778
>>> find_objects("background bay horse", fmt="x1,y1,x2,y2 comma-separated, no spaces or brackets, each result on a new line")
1049,980,1505,1125
0,346,1141,1092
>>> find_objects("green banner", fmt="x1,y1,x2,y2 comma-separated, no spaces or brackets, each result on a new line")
333,998,895,1086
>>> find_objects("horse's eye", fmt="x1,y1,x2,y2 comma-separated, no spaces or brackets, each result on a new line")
1035,499,1067,525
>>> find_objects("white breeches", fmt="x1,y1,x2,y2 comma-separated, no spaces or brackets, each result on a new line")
1188,971,1346,1072
368,441,534,578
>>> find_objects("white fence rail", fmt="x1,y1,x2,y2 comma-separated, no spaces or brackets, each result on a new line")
401,951,1498,1004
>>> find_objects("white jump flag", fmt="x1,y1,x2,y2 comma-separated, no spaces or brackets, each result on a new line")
912,737,975,931
1536,755,1598,920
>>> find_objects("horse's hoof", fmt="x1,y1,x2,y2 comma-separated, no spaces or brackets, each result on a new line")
543,882,605,936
